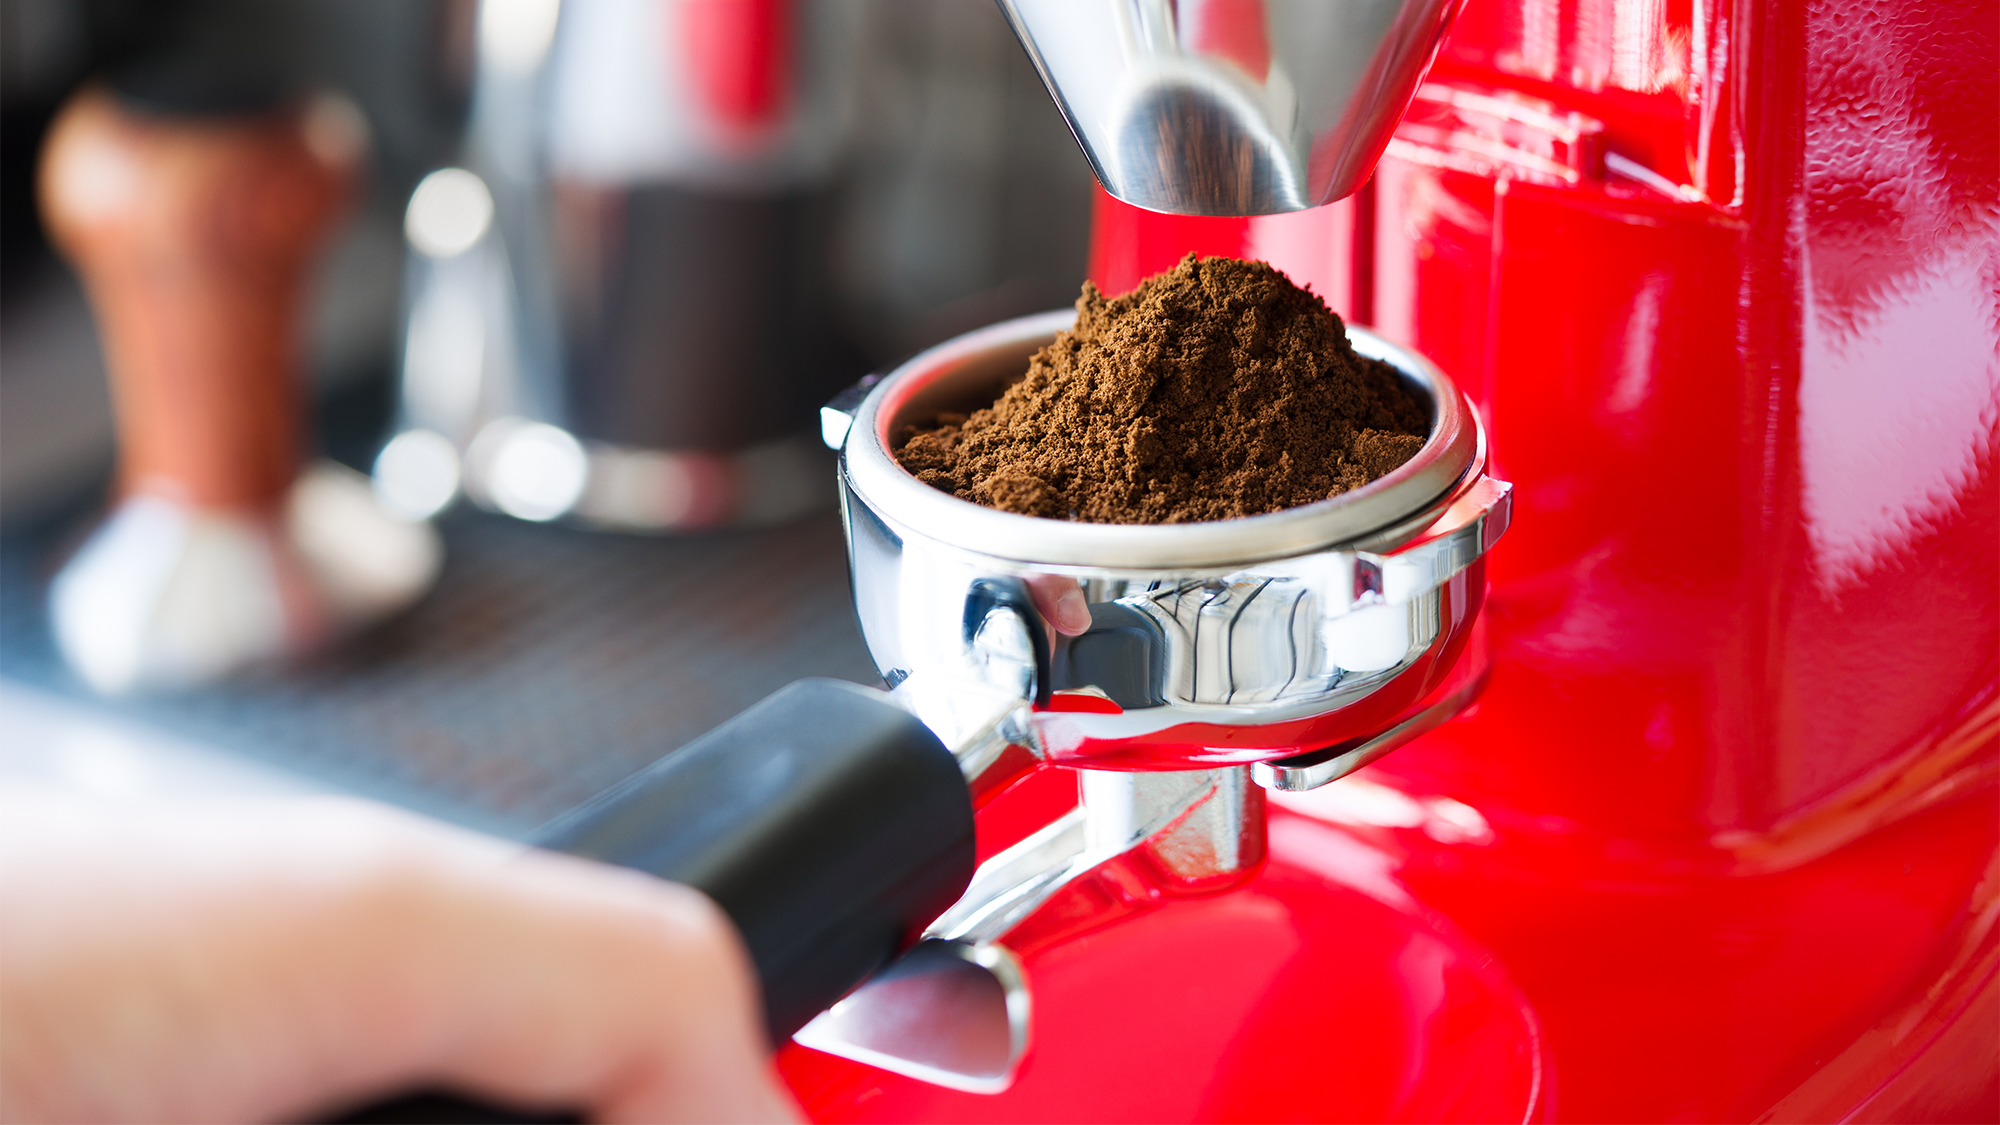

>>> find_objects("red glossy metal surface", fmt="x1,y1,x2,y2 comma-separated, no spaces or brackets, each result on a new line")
791,0,1997,1116
783,799,1550,1124
1351,0,2000,1109
1088,188,1359,316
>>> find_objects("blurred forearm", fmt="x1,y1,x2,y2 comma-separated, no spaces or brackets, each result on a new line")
0,788,798,1124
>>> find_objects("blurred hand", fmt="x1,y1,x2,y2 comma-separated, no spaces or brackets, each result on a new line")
0,788,799,1124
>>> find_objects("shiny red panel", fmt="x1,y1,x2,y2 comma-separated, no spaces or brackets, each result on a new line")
1088,190,1361,317
1272,773,1998,1121
1369,159,1497,398
781,805,1550,1124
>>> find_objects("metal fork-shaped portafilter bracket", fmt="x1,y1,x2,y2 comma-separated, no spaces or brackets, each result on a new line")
998,0,1466,215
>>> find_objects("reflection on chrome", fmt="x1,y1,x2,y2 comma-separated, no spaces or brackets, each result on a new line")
794,939,1030,1096
1251,654,1489,792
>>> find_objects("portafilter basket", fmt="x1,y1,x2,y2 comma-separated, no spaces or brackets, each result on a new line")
826,309,1512,778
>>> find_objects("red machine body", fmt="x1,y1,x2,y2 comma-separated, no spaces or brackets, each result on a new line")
780,0,1998,1116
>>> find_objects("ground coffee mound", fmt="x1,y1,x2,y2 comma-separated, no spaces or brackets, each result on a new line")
895,254,1430,524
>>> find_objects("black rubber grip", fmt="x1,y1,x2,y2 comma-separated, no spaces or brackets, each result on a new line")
535,677,976,1041
325,678,974,1122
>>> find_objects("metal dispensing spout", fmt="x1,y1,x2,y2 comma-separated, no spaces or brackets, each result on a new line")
996,0,1465,216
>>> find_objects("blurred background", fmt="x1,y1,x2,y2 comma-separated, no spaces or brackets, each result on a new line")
1,0,1095,528
0,0,1095,832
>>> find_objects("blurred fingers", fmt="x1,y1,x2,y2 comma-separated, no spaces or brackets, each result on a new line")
0,793,799,1125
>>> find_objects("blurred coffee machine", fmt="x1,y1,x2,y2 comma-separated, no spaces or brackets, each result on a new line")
379,0,860,531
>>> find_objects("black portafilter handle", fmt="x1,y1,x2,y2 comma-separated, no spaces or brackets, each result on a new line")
325,679,976,1123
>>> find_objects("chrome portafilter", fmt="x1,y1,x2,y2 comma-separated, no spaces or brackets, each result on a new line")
790,309,1510,1089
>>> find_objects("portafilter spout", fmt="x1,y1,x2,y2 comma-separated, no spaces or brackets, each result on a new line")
997,0,1464,215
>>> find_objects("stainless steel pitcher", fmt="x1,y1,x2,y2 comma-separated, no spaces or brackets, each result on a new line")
378,0,857,532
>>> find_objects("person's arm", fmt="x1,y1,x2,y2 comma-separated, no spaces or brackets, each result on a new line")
0,789,799,1124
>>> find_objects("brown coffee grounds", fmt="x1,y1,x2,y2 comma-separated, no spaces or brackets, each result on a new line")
895,254,1429,524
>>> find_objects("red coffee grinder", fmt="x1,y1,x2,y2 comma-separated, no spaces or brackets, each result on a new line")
776,0,2000,1119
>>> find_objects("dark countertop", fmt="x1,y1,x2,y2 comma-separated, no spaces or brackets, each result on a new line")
0,503,880,838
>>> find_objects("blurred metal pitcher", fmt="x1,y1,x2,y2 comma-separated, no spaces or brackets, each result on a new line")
377,0,857,532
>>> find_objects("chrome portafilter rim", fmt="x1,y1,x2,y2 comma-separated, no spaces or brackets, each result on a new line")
842,309,1480,570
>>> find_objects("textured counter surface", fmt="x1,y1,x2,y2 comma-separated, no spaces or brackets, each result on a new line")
0,506,878,837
